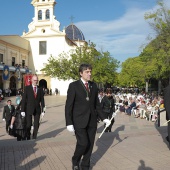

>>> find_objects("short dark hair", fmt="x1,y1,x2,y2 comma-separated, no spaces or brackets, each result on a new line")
79,63,92,73
99,88,104,93
105,88,112,94
7,100,11,102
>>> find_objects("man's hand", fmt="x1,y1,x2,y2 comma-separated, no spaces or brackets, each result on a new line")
67,125,75,132
112,112,117,117
21,112,25,117
10,125,13,129
103,119,111,127
2,118,5,121
41,112,45,117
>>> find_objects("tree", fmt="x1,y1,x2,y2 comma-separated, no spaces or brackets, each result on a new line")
117,1,170,90
41,43,119,85
144,0,170,80
118,57,146,88
93,51,119,85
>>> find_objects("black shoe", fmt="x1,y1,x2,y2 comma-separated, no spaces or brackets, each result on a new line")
32,136,37,140
166,136,169,142
81,166,89,170
27,136,30,140
17,138,21,141
72,165,80,170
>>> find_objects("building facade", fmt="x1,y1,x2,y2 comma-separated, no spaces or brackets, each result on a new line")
0,36,30,93
0,0,86,95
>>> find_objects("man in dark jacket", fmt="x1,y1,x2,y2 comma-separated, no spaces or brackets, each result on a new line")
65,64,111,170
101,88,115,132
21,75,45,140
2,99,15,133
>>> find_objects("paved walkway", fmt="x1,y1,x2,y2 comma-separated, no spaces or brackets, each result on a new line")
0,95,170,170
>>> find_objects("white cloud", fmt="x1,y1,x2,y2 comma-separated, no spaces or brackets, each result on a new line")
75,7,157,63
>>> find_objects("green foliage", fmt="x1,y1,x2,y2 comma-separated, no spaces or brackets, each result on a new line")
118,57,146,87
93,51,119,84
118,0,170,88
143,0,170,80
144,0,170,35
41,43,119,85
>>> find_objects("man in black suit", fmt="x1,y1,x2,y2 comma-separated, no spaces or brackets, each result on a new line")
65,64,111,170
2,99,15,133
21,75,45,140
164,84,170,145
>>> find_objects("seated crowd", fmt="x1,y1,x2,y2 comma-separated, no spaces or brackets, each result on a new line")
114,92,164,122
99,89,164,123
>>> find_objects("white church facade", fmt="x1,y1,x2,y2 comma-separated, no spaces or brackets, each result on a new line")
0,0,86,95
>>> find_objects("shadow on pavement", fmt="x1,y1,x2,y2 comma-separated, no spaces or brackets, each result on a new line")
154,124,169,148
20,156,46,169
91,125,126,169
0,127,65,169
154,110,169,149
46,104,65,109
0,140,46,169
37,127,65,140
39,120,48,125
138,160,153,170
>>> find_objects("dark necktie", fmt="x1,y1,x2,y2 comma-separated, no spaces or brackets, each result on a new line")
85,82,89,92
34,86,37,98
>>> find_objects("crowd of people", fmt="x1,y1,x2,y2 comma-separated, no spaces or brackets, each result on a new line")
98,89,164,124
0,88,24,103
2,75,45,141
117,92,163,122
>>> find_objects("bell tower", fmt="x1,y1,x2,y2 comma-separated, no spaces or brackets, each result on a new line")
32,0,56,22
23,0,61,36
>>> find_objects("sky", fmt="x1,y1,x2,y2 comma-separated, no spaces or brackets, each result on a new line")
1,0,170,65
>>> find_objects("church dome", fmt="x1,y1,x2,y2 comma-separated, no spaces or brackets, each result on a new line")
65,24,85,41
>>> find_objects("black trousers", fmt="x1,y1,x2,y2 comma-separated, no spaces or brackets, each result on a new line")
26,111,40,139
6,119,11,132
72,126,97,168
168,122,170,145
104,112,115,132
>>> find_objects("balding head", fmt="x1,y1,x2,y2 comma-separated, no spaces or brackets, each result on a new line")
32,75,38,86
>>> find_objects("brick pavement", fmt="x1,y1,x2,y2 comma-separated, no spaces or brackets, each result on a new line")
0,95,170,170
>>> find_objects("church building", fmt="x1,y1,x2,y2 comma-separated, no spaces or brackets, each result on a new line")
0,0,86,95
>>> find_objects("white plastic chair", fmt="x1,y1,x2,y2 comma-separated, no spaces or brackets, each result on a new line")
131,107,137,116
149,110,158,121
139,108,146,119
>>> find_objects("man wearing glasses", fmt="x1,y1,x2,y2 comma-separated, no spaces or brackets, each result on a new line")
21,75,45,140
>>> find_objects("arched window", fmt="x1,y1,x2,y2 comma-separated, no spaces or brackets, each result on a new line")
46,9,50,19
38,10,42,20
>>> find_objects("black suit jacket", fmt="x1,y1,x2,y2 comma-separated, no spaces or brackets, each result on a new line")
101,96,115,114
164,85,170,121
21,85,45,115
65,80,106,128
3,105,15,121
